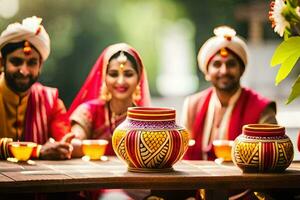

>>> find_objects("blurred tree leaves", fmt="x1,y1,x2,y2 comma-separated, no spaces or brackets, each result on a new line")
0,0,186,106
0,0,263,106
117,0,186,97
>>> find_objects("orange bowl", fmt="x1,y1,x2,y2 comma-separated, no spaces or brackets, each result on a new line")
8,142,37,161
212,140,234,161
82,139,108,160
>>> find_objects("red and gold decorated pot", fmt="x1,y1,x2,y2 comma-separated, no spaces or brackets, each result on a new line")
232,124,294,173
112,107,189,172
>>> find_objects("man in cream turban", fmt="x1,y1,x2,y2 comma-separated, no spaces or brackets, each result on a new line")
182,26,277,160
0,16,73,160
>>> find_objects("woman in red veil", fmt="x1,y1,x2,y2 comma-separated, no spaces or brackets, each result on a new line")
67,43,151,157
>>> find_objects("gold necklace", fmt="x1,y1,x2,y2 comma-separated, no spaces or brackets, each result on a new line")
110,111,127,130
108,102,127,130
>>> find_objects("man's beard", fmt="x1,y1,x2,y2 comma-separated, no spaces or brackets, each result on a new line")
214,75,240,93
4,70,39,93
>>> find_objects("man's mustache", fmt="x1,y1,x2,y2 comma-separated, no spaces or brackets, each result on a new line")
13,73,31,79
217,75,235,79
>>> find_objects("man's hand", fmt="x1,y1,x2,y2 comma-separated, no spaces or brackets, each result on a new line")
39,138,73,160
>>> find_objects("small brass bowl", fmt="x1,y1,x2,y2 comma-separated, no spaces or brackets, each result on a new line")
8,142,37,161
213,140,234,162
82,139,108,160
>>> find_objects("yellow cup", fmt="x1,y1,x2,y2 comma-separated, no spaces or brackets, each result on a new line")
82,139,108,160
9,142,37,161
212,140,234,162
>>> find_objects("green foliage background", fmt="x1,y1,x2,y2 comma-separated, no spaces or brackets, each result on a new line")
0,0,279,107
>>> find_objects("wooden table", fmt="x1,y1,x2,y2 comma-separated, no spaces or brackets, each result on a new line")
0,157,300,199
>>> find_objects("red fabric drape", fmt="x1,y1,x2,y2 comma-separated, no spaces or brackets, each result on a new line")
24,83,69,144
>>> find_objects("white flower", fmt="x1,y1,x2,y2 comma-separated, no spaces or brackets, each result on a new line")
296,6,300,17
270,0,290,37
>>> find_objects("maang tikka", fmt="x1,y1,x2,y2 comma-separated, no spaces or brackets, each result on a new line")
117,51,127,72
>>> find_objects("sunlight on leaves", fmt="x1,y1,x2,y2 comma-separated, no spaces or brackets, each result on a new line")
286,75,300,104
271,37,300,66
275,53,300,85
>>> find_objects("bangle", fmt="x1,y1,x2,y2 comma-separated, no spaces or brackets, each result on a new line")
0,138,13,159
31,144,42,159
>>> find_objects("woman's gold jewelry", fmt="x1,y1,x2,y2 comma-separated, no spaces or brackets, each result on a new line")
111,111,117,130
110,111,126,130
100,83,112,101
117,51,127,72
117,51,127,64
107,102,127,130
132,84,141,103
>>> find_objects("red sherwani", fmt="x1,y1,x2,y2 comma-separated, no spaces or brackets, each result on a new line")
0,75,69,159
24,82,69,144
184,87,275,160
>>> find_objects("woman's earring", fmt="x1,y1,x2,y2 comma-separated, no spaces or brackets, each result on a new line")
132,84,141,104
100,83,112,101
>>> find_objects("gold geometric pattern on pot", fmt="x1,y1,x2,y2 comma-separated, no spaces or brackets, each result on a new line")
277,141,294,166
236,141,259,165
141,131,168,153
144,141,169,168
180,129,189,151
139,131,170,168
113,130,129,162
112,129,125,148
119,136,131,163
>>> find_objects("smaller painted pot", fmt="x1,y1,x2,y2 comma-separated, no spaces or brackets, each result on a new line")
232,124,294,173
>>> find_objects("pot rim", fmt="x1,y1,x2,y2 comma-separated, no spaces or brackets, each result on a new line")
127,107,176,121
82,139,109,145
212,139,234,146
8,141,37,148
243,124,285,137
128,107,175,113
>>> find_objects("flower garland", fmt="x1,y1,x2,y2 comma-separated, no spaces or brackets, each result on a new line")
269,0,300,103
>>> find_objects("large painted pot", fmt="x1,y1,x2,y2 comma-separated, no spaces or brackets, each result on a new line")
232,124,294,173
112,107,189,172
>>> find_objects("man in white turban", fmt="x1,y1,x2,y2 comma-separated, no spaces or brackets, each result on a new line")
182,26,277,161
0,16,73,160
